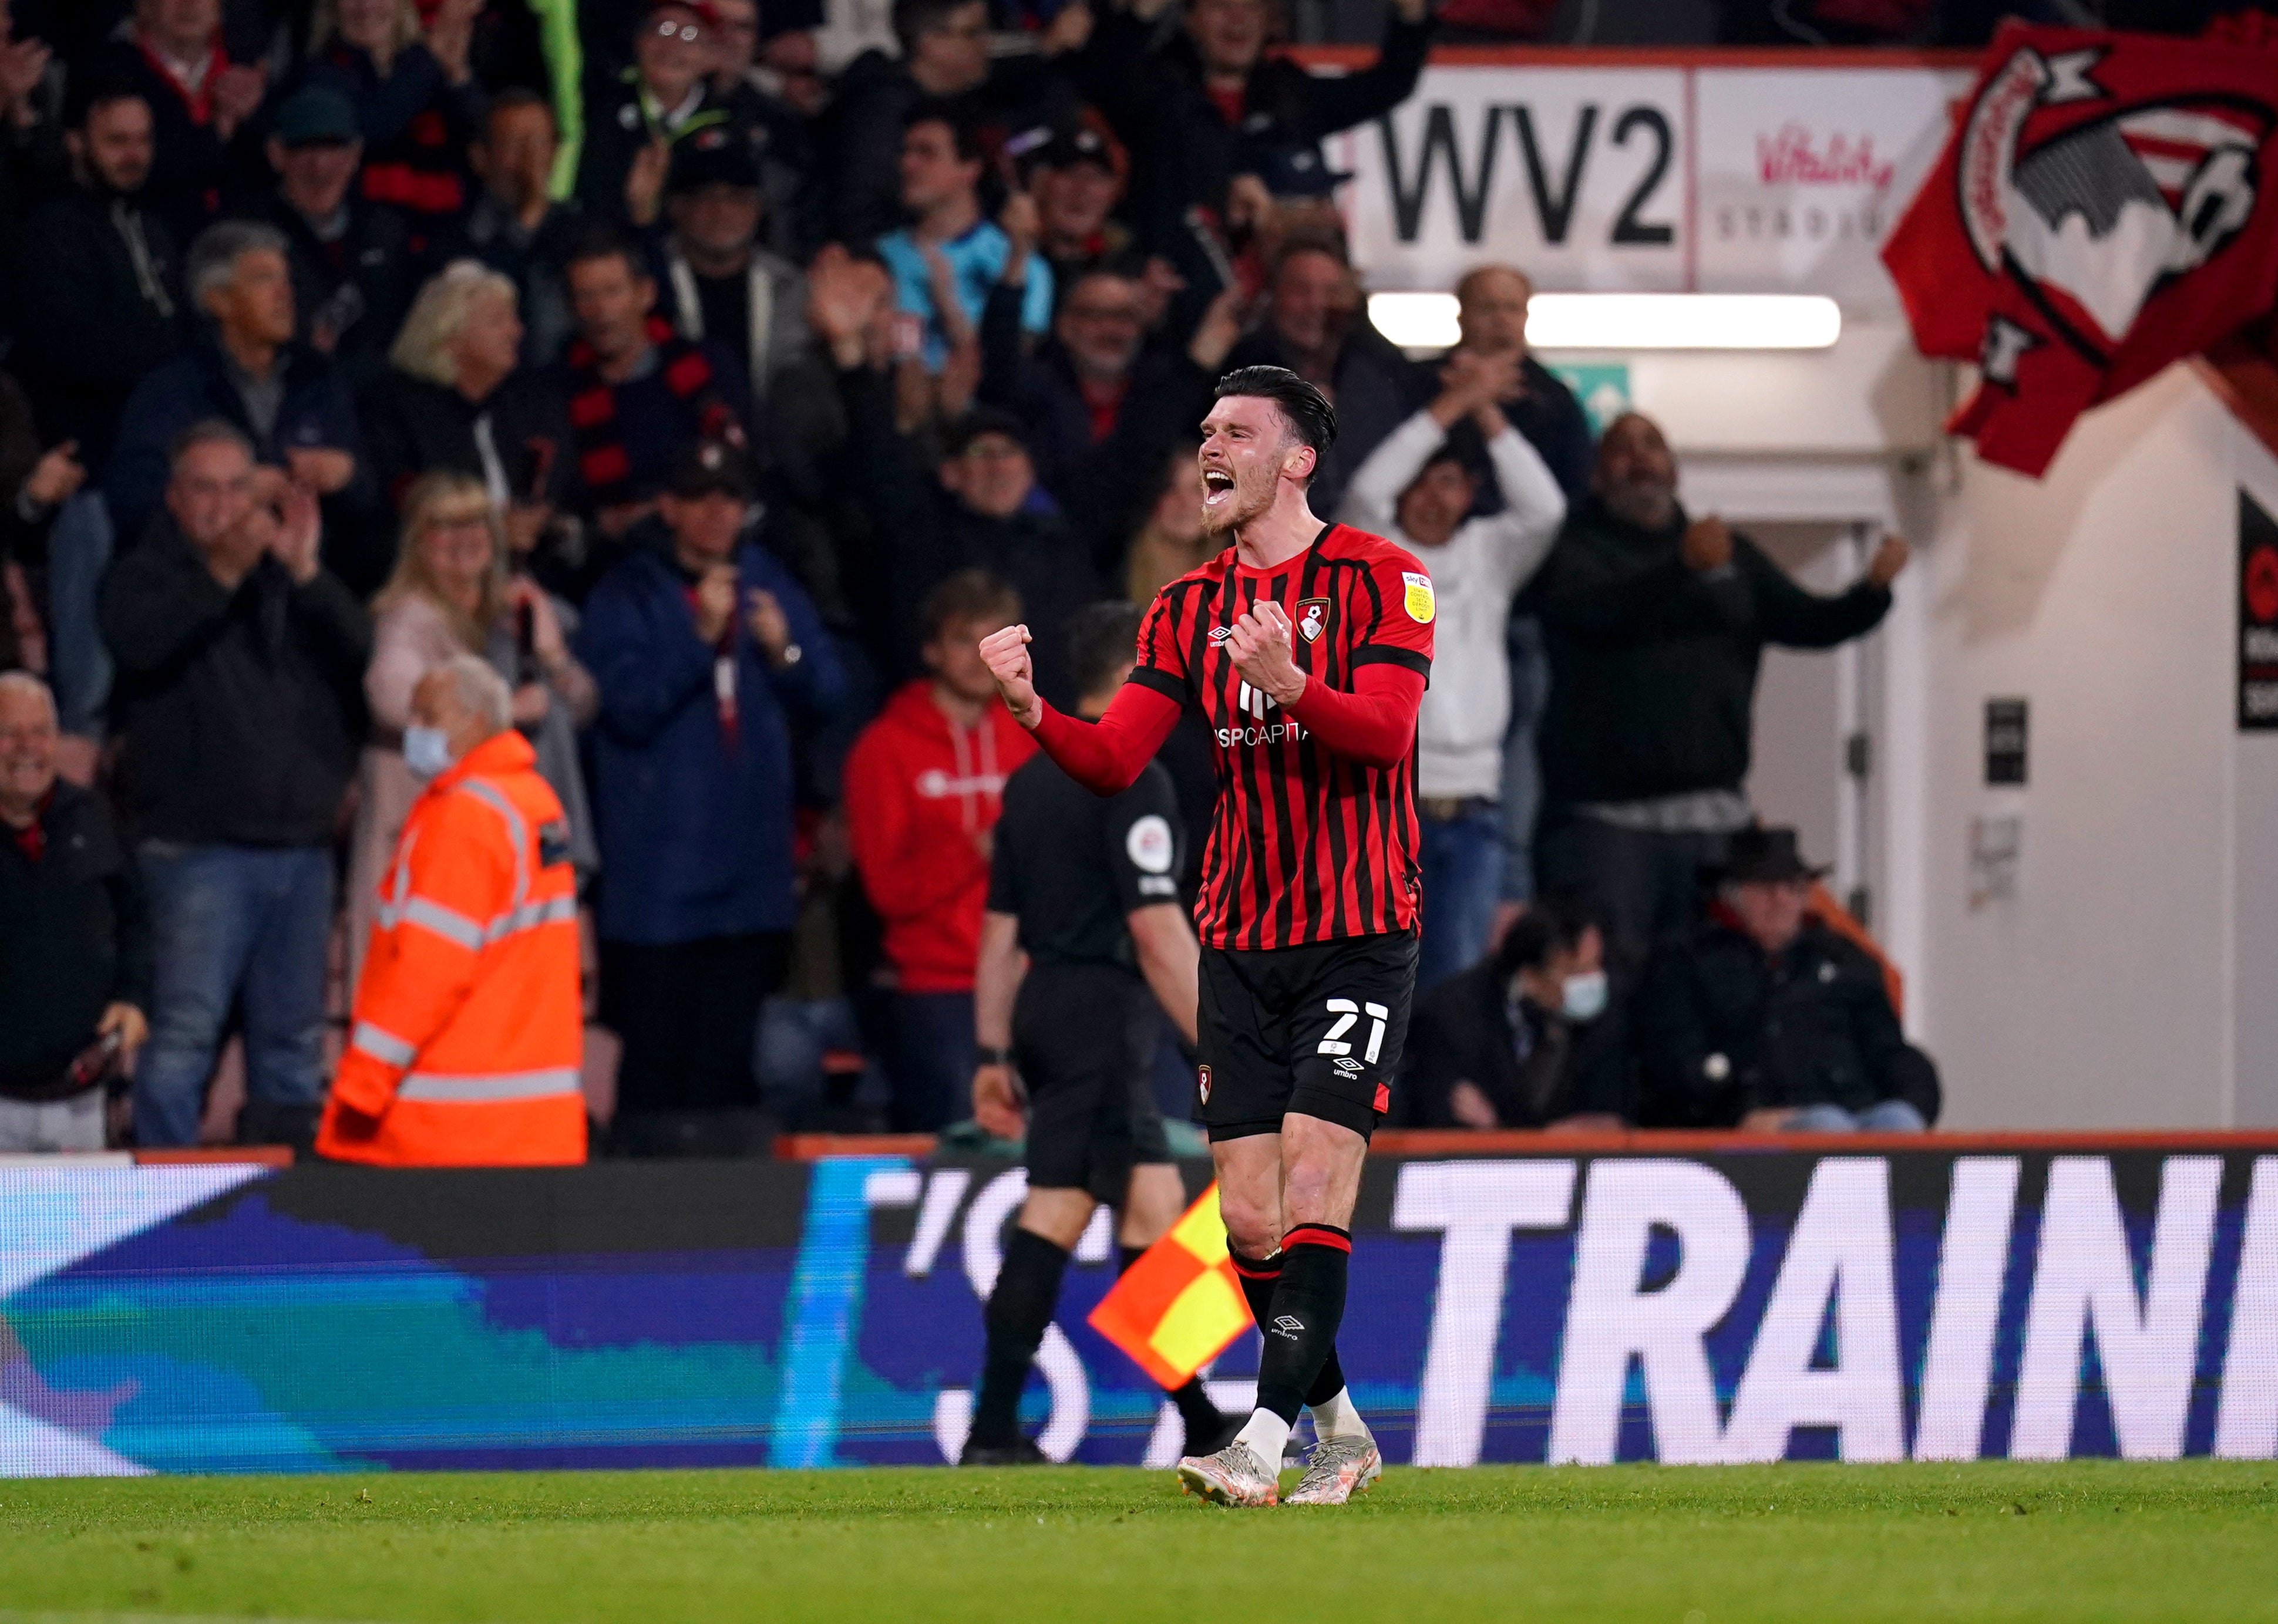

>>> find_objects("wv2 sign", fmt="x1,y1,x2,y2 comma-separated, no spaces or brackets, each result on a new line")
1334,69,1688,295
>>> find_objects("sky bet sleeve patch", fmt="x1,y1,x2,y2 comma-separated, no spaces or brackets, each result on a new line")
1402,571,1436,624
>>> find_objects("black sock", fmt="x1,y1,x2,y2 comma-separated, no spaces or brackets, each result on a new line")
1232,1244,1348,1407
970,1228,1069,1446
1251,1226,1350,1425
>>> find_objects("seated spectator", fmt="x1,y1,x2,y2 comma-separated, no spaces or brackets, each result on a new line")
460,89,586,368
560,228,751,548
106,220,382,589
577,0,732,229
655,127,810,413
1222,236,1426,514
878,104,1053,376
1529,412,1909,972
1633,827,1939,1133
1401,892,1626,1131
813,0,990,248
1338,347,1565,990
577,440,844,1154
981,264,1241,573
316,654,587,1167
12,84,181,469
100,421,372,1150
1449,264,1594,503
243,86,420,387
348,471,598,988
0,672,150,1154
1123,444,1211,604
89,0,271,251
843,568,1035,1130
1070,0,1429,254
301,0,486,232
363,260,578,582
1023,117,1138,293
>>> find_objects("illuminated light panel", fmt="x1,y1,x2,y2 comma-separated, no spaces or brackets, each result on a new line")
1367,292,1844,352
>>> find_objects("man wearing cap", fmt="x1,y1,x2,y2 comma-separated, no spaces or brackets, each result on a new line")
1024,121,1138,292
658,127,810,410
576,438,844,1154
1632,826,1939,1134
240,85,419,388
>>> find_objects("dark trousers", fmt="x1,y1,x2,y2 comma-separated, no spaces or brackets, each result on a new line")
884,990,974,1132
1536,812,1731,976
600,934,790,1116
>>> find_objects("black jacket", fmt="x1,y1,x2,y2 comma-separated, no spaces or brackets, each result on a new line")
980,335,1216,578
100,511,372,848
1400,956,1631,1128
86,38,263,252
0,781,151,1100
9,186,181,465
240,190,425,391
1222,316,1429,518
839,364,1101,708
361,367,578,514
1632,914,1939,1126
1071,6,1431,241
1529,497,1893,806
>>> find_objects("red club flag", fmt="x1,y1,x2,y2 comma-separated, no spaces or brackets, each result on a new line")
1882,21,2278,475
1086,1182,1252,1390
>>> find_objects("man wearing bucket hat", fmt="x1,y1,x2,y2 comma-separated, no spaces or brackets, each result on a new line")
1631,826,1940,1133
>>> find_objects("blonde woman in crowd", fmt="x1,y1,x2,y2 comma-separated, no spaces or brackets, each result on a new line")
346,472,598,986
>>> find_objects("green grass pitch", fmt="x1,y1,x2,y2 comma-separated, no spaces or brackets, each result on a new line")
2,1463,2273,1623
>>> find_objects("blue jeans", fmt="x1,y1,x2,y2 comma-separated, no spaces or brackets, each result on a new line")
1785,1100,1928,1133
1418,804,1506,992
45,490,113,740
1498,616,1547,906
133,843,334,1147
885,990,974,1132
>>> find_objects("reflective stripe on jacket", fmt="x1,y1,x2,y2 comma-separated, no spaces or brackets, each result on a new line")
317,729,586,1166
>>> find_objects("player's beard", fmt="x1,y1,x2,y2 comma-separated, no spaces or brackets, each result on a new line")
1200,467,1274,538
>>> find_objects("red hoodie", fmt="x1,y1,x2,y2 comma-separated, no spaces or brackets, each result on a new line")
844,679,1037,993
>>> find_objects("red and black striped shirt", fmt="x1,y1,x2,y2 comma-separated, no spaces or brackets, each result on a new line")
1127,523,1435,950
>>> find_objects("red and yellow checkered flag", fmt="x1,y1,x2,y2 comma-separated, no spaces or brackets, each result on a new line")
1086,1182,1252,1389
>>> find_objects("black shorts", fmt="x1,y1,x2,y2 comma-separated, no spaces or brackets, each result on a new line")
1195,931,1418,1143
1012,963,1173,1203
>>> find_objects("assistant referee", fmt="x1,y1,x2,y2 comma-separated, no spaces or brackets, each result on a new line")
960,603,1236,1466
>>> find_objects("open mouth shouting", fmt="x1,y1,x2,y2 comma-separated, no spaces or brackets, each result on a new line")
1201,466,1237,511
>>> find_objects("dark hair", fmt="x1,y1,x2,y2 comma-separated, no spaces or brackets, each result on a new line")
891,0,973,52
66,74,148,132
486,86,554,126
564,225,649,282
902,98,982,164
1067,601,1143,700
1213,366,1337,472
1495,892,1597,979
921,568,1022,642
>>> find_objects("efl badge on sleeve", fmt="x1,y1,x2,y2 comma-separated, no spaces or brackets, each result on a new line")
1402,572,1436,624
1296,598,1331,643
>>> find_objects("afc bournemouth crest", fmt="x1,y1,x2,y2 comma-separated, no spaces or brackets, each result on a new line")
1197,1064,1212,1104
1957,42,2268,371
1296,597,1332,643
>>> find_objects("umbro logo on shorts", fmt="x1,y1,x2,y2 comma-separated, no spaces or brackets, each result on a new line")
1270,1315,1305,1340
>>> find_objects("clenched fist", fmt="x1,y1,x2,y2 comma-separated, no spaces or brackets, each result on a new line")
1226,601,1306,708
978,622,1041,726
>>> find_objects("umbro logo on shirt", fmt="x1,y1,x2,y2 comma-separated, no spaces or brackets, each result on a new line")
1209,626,1235,643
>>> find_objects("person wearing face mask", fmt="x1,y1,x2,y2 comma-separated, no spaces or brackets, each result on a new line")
317,653,587,1167
1632,826,1939,1134
1398,891,1628,1132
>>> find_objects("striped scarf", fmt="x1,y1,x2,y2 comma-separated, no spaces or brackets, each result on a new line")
564,317,738,506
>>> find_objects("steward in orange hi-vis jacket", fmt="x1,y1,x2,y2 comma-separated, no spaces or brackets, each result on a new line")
317,722,586,1166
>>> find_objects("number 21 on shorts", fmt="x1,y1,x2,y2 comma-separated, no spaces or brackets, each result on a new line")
1318,999,1389,1064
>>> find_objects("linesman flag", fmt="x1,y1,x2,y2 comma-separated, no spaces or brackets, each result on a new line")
1086,1182,1251,1388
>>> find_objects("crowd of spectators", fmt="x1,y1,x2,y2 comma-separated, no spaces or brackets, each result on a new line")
0,0,1943,1155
